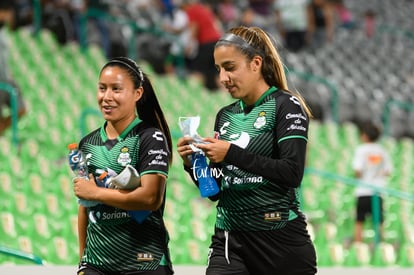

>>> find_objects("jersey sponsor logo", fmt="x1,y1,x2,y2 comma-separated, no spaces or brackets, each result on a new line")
117,147,132,166
264,212,282,221
101,211,129,220
88,209,129,223
89,211,97,223
253,111,266,129
148,149,168,156
225,164,239,171
287,111,307,131
230,131,250,149
219,122,230,135
192,163,224,181
148,148,168,166
223,175,263,187
219,121,250,148
137,252,154,262
287,124,307,132
152,131,164,141
286,112,307,121
289,96,301,106
149,159,168,166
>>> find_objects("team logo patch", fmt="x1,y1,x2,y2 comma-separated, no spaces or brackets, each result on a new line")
253,111,266,129
117,146,132,166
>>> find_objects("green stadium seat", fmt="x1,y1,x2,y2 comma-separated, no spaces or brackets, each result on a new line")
343,242,371,267
0,172,13,198
187,239,207,264
397,242,414,267
371,242,397,267
0,212,18,247
45,236,78,265
316,241,346,267
16,235,34,255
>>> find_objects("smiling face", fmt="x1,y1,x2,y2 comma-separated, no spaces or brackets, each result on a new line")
214,45,269,106
97,66,142,131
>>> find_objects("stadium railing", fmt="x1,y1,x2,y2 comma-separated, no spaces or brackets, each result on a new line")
382,100,414,137
0,245,44,265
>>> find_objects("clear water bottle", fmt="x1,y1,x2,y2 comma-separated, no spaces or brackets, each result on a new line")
192,152,220,197
67,143,99,207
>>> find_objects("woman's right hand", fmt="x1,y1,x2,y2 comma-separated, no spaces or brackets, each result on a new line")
176,136,195,167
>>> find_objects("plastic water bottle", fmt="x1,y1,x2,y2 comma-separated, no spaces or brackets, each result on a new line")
192,152,220,197
67,143,99,207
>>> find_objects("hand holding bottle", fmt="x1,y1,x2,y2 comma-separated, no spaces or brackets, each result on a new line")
67,143,100,207
191,151,220,197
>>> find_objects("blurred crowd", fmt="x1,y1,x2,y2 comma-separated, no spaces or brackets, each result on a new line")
3,0,376,91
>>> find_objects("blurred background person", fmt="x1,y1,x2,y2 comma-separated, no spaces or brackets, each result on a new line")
0,1,26,136
240,0,277,37
159,0,196,77
182,0,223,91
215,0,241,30
352,121,393,243
274,0,311,53
307,0,335,50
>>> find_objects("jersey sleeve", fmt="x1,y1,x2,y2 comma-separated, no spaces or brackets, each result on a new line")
223,94,309,188
275,94,309,143
137,128,170,177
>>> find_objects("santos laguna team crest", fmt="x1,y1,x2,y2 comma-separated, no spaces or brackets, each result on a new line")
253,111,266,129
117,146,132,166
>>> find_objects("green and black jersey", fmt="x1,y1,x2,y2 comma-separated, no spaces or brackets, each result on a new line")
78,117,172,272
211,87,309,232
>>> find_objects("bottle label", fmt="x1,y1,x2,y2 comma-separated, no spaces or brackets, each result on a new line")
192,154,223,180
69,151,81,170
68,149,89,178
192,153,220,197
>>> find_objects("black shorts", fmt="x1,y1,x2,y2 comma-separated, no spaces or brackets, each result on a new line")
356,195,384,223
206,228,317,275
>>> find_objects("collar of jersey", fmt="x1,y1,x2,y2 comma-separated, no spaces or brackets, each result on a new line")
100,117,142,142
239,86,278,111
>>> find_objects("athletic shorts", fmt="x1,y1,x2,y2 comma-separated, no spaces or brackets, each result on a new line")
77,263,173,275
356,195,384,223
206,228,317,275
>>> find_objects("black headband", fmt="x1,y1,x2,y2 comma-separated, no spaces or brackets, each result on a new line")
106,58,144,85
